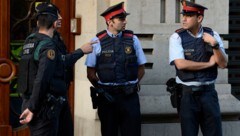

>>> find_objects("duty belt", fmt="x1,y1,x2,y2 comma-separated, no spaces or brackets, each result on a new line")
46,93,66,104
182,83,215,94
99,84,139,94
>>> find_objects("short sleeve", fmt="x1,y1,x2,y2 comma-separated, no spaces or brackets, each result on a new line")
213,31,227,55
169,33,185,65
133,35,147,65
85,37,101,67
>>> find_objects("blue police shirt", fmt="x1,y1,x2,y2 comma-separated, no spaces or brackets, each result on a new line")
169,26,226,86
85,29,147,86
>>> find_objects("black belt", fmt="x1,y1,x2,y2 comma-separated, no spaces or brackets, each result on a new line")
99,84,138,94
182,83,215,94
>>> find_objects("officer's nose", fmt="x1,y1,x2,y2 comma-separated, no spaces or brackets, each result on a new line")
58,13,62,20
182,15,187,22
123,19,127,24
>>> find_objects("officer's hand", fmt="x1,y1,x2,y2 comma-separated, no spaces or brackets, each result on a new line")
19,108,34,124
202,32,217,46
208,55,216,67
80,41,98,54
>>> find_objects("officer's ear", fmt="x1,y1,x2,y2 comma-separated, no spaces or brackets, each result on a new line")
107,20,112,27
197,15,204,23
53,20,58,29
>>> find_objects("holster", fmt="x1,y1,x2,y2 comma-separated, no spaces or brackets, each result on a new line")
166,78,182,109
90,87,98,109
38,94,66,120
90,86,115,109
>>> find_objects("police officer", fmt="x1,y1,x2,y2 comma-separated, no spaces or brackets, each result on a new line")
37,3,79,136
85,2,147,136
169,1,227,136
52,5,76,136
18,3,93,136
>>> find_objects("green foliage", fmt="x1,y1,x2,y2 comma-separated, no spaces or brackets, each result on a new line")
10,40,24,62
10,40,24,96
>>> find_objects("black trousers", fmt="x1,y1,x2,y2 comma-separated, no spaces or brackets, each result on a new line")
22,99,73,136
97,92,141,136
180,84,222,136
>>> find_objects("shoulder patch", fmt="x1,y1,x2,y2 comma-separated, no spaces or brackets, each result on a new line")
47,49,55,60
123,30,134,37
175,28,185,33
203,27,212,31
203,27,213,36
96,30,107,40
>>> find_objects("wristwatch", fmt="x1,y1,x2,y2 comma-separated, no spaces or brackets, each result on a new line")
211,43,219,49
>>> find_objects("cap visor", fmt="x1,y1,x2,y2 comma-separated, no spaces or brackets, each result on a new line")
180,11,198,16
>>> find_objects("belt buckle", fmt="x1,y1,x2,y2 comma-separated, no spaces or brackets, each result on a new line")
191,86,202,92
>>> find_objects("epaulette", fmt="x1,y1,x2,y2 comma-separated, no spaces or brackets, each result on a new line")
203,27,213,36
123,30,134,37
175,28,185,33
203,27,212,31
96,30,108,40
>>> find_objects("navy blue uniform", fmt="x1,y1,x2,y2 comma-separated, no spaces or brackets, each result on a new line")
169,27,224,136
86,2,146,136
86,29,146,136
18,32,84,136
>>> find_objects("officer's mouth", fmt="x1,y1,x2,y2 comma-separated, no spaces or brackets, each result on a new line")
182,23,188,27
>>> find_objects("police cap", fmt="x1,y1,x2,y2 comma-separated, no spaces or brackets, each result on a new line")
36,2,59,19
100,2,130,21
181,0,207,15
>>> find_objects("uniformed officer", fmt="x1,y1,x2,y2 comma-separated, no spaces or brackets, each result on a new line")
51,5,76,136
169,1,227,136
18,3,93,136
85,2,147,136
36,3,83,136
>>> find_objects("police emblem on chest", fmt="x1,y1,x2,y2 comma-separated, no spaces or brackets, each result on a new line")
102,50,113,57
125,46,132,54
184,49,194,56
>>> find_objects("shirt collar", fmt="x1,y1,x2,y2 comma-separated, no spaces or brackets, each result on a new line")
106,29,122,38
186,26,203,38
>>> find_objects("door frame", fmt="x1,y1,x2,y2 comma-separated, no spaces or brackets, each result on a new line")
0,0,12,135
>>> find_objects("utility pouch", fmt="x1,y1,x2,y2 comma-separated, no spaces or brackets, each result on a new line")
124,84,139,95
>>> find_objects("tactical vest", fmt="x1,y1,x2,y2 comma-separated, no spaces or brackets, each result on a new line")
96,30,138,83
176,27,218,82
17,33,52,95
